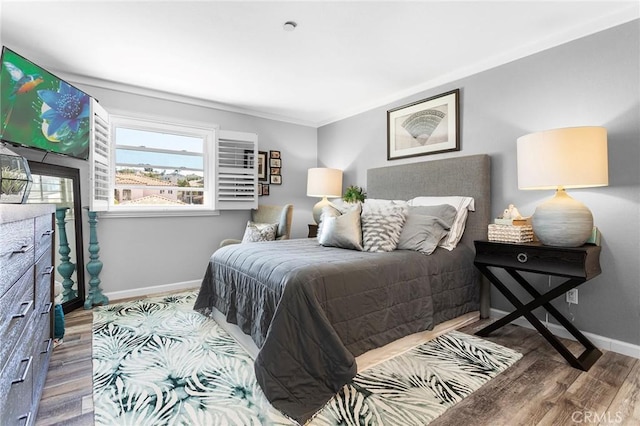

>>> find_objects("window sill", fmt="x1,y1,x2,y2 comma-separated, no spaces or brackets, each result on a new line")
97,209,221,219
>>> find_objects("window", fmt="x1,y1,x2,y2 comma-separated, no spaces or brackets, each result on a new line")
109,115,215,212
88,99,258,215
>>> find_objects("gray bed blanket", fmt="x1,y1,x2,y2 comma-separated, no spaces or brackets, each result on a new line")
193,238,476,423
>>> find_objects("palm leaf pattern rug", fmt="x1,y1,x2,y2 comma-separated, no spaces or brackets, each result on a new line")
92,292,521,425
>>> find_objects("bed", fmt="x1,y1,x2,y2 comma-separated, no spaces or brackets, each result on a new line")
194,154,491,423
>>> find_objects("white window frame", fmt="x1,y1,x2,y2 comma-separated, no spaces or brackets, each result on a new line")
106,114,218,217
89,102,258,217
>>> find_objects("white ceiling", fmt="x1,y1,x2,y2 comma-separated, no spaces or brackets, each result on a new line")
1,1,637,127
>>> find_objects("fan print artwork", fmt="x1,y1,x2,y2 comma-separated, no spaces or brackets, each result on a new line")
387,89,460,160
399,106,447,148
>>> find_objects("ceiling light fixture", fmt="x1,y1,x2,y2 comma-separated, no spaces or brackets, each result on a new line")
283,21,297,32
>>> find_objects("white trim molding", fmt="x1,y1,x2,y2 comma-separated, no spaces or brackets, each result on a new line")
490,308,640,360
104,280,200,302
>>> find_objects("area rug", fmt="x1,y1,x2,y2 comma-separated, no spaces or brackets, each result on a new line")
92,292,522,425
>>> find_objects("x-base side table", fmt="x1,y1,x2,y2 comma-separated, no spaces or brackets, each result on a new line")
474,240,602,371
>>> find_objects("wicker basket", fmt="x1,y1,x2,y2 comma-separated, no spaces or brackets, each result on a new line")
488,224,534,243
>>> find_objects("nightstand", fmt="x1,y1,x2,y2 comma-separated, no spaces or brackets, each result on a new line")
474,240,602,371
308,224,318,238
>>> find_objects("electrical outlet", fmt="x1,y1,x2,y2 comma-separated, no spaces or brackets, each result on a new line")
566,289,578,304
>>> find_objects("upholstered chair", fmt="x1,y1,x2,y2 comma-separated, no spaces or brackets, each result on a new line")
219,204,293,248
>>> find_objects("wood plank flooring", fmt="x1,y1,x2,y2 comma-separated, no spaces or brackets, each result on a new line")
35,303,639,425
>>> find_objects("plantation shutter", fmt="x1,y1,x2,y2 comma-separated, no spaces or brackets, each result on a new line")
89,99,111,212
216,130,258,210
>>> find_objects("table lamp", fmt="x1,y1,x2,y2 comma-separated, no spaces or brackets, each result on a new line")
307,167,343,224
0,143,33,204
517,126,608,247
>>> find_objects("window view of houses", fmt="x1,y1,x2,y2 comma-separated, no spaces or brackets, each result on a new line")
113,124,207,207
114,167,204,205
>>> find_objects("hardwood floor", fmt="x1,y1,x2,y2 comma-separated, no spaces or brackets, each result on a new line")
35,306,639,425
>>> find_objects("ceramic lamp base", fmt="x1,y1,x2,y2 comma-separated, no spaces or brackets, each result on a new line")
312,196,331,224
532,189,593,247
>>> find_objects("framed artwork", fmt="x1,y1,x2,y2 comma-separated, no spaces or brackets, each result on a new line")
262,184,270,195
270,167,281,176
257,151,267,181
269,150,281,159
387,89,460,160
270,174,282,185
270,158,281,168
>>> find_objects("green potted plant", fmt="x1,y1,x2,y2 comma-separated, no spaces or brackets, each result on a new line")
342,185,367,203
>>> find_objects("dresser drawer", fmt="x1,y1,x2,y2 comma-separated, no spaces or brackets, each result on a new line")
34,214,54,262
0,219,34,297
0,330,35,426
474,241,601,279
0,266,35,371
33,316,52,404
35,253,53,319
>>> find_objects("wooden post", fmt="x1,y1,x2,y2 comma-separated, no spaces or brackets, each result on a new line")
55,207,76,302
84,208,108,309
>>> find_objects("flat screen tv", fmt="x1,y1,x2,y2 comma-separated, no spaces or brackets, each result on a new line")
1,47,91,160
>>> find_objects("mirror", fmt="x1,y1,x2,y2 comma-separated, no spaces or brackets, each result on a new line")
27,162,85,313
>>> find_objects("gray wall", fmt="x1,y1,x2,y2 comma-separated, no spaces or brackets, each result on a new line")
318,21,640,346
15,84,318,296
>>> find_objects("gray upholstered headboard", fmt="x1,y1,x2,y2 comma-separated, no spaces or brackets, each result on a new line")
367,154,491,248
367,154,491,317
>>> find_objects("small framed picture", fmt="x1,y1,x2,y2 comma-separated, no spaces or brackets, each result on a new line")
257,151,267,181
270,167,281,176
269,150,280,159
262,184,270,195
258,183,263,196
270,158,281,168
270,175,282,185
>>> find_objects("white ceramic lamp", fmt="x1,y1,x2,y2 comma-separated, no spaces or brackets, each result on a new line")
517,126,608,247
307,167,343,224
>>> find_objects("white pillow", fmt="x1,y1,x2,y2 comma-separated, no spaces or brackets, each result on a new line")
407,196,475,250
363,198,408,210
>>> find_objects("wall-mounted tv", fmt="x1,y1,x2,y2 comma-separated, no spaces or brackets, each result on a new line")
1,47,91,160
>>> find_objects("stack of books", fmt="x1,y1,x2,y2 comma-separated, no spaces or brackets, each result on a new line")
488,217,534,243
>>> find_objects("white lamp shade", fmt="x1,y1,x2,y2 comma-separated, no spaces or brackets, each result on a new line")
517,126,608,190
307,168,343,197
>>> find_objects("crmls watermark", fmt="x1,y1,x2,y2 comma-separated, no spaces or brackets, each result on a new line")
571,410,623,423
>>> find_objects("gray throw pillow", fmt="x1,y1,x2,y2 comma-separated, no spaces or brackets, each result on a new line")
397,215,450,254
408,204,457,227
241,221,278,243
361,204,407,252
318,204,363,250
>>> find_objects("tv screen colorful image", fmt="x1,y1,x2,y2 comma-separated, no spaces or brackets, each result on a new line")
1,47,91,160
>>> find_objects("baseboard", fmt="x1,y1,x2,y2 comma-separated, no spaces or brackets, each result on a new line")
490,308,640,360
104,280,200,302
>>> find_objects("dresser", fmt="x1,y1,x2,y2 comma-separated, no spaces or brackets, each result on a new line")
0,204,55,425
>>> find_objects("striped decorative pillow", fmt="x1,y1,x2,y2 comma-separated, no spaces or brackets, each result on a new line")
361,204,407,252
